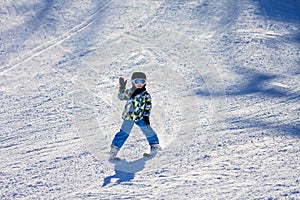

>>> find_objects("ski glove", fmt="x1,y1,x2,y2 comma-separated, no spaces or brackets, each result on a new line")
119,77,127,90
143,116,150,125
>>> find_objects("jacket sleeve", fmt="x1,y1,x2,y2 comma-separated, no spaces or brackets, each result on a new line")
143,93,152,116
118,88,131,100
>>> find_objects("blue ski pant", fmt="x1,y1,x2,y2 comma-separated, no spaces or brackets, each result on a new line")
112,120,159,149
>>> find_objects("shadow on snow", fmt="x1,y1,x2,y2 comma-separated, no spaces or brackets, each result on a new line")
195,68,300,137
225,73,286,97
102,155,155,187
253,0,300,23
1,1,55,66
229,117,300,137
253,0,300,43
196,70,288,97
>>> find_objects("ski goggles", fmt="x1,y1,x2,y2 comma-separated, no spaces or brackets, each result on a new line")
132,79,146,84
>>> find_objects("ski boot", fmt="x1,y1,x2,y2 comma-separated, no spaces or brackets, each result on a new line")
144,144,161,157
109,145,120,161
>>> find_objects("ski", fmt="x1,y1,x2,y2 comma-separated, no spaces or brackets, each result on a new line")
109,157,121,162
143,152,157,157
143,153,151,157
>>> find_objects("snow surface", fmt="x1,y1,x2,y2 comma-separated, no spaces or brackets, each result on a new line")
1,0,299,199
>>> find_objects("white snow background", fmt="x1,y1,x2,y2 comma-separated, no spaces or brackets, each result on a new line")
1,0,299,199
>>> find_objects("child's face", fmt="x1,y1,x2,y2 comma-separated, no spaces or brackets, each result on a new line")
135,83,145,88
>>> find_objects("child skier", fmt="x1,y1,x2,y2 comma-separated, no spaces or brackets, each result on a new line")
110,72,161,160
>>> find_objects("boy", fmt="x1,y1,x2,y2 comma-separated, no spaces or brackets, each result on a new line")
110,72,161,160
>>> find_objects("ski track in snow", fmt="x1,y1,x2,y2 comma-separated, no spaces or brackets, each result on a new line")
1,0,300,199
0,0,112,75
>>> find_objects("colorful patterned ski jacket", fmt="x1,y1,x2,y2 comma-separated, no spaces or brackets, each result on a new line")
118,85,152,122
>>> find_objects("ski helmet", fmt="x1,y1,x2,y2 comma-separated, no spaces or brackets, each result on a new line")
131,72,146,80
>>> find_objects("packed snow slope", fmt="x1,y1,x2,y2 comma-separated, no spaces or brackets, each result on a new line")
1,0,299,199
